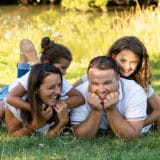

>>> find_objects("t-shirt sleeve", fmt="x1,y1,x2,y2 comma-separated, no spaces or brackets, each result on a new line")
18,72,30,90
146,85,154,98
70,82,89,125
70,104,90,125
125,88,147,121
82,74,88,82
8,72,30,92
61,78,73,96
8,79,19,92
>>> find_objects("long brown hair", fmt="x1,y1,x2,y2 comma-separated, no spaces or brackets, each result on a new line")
107,36,152,92
21,63,62,125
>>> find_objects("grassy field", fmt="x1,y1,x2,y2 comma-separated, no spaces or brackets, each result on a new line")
0,126,160,159
0,4,160,160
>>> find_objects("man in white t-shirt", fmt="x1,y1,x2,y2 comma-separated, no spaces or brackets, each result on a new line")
70,56,147,140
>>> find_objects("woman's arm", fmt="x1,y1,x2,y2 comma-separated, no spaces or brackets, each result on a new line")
5,108,34,137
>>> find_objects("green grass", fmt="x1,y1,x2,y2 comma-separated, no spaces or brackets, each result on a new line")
1,126,160,160
1,4,160,160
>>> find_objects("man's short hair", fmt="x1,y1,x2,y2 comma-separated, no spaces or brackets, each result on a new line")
87,56,119,74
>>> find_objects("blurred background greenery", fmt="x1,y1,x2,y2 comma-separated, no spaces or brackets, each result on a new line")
0,2,160,95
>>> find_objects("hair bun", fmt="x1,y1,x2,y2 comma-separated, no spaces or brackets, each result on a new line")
41,37,51,49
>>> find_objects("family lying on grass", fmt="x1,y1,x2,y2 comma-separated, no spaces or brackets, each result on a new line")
0,36,160,140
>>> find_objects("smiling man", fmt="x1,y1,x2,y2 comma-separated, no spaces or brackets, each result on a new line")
70,56,147,140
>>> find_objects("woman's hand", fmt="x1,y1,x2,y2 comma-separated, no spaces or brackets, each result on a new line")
31,104,50,129
40,103,53,121
54,101,69,126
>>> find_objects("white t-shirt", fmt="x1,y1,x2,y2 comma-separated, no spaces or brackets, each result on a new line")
81,74,88,82
147,85,154,98
70,78,147,130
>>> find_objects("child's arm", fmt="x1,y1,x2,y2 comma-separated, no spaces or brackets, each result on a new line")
6,84,31,111
64,88,85,109
73,78,83,87
73,74,88,87
61,78,85,109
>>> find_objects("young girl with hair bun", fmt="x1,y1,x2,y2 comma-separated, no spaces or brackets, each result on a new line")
6,37,84,123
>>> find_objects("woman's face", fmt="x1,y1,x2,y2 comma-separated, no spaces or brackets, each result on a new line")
38,73,61,106
112,49,140,77
54,58,71,76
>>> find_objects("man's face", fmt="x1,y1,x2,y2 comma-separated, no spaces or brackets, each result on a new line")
88,68,119,100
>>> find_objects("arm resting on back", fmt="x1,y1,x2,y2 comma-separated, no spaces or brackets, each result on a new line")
6,84,31,111
65,88,85,109
144,93,160,126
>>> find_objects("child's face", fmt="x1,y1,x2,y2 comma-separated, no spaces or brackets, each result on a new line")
38,74,61,106
54,58,71,76
112,49,140,77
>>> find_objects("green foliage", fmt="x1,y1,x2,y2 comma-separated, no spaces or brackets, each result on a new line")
0,5,160,92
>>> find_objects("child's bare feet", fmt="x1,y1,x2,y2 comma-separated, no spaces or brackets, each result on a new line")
20,39,40,65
